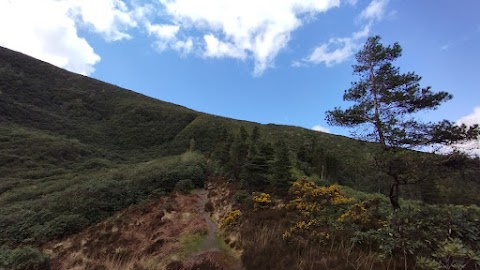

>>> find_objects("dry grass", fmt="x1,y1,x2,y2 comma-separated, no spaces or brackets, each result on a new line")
238,207,407,270
43,185,246,270
43,192,210,270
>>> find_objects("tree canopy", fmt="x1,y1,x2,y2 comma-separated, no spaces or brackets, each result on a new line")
326,35,479,149
326,36,479,209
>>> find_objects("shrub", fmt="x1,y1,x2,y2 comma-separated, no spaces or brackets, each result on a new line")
175,179,195,194
33,214,89,241
0,247,50,270
252,192,272,210
232,190,249,204
338,197,388,230
220,210,242,229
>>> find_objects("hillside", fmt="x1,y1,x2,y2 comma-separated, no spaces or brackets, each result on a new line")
0,46,387,191
1,46,480,270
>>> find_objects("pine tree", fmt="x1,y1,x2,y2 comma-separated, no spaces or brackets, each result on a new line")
271,140,292,192
230,126,249,180
241,130,273,189
216,130,234,174
326,36,479,209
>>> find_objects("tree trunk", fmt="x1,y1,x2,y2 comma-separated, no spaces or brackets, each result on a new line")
370,65,386,147
389,183,401,210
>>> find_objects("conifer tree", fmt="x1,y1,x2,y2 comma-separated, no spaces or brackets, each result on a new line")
215,128,233,173
241,129,273,189
271,140,292,192
326,36,479,209
230,126,249,180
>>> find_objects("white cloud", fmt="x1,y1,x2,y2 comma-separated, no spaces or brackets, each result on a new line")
204,34,246,59
455,107,480,156
438,107,480,156
312,124,331,133
305,37,357,67
147,23,180,40
69,0,137,41
0,0,137,75
359,0,388,21
298,0,388,67
153,0,341,75
173,38,194,54
457,107,480,127
301,24,370,66
146,22,180,51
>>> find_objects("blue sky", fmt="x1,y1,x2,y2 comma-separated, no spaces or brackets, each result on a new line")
1,0,479,143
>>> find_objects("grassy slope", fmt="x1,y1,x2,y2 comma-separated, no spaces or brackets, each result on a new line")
0,46,382,188
1,46,479,255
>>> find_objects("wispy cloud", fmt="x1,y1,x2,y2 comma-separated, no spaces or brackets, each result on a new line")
437,107,480,156
0,0,138,75
359,0,389,21
0,0,391,76
296,0,389,67
148,0,341,76
440,43,451,51
312,124,331,133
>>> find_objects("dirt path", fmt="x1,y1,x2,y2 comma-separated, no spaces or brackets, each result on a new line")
193,189,245,270
196,189,220,252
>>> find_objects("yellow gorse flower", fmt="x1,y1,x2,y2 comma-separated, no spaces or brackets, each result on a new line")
220,209,242,228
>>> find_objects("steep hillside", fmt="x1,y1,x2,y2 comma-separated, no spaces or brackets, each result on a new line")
1,46,480,270
0,46,384,189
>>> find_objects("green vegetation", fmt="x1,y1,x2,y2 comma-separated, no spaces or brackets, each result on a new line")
0,246,49,270
235,178,480,270
326,35,478,148
326,36,480,209
0,151,206,267
1,43,480,270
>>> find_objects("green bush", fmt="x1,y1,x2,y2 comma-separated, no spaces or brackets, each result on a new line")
175,179,195,194
351,204,480,258
233,190,249,204
0,152,207,248
0,247,49,270
35,214,89,241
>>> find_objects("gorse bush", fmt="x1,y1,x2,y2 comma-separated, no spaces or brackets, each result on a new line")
252,192,272,210
278,178,480,269
338,197,388,231
287,178,353,215
220,210,242,229
283,178,353,244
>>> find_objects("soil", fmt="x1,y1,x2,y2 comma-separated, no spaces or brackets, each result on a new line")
196,190,220,252
43,185,244,270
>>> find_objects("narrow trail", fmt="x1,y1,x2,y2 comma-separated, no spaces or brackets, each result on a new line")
193,189,246,270
196,189,220,252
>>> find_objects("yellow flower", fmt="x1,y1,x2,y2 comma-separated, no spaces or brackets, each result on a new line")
220,209,242,228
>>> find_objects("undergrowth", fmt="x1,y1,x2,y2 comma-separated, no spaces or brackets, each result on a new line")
235,177,480,270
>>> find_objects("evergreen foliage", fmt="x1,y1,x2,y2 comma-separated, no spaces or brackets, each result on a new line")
229,126,249,180
326,36,478,148
325,36,480,209
241,127,273,189
271,140,293,192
